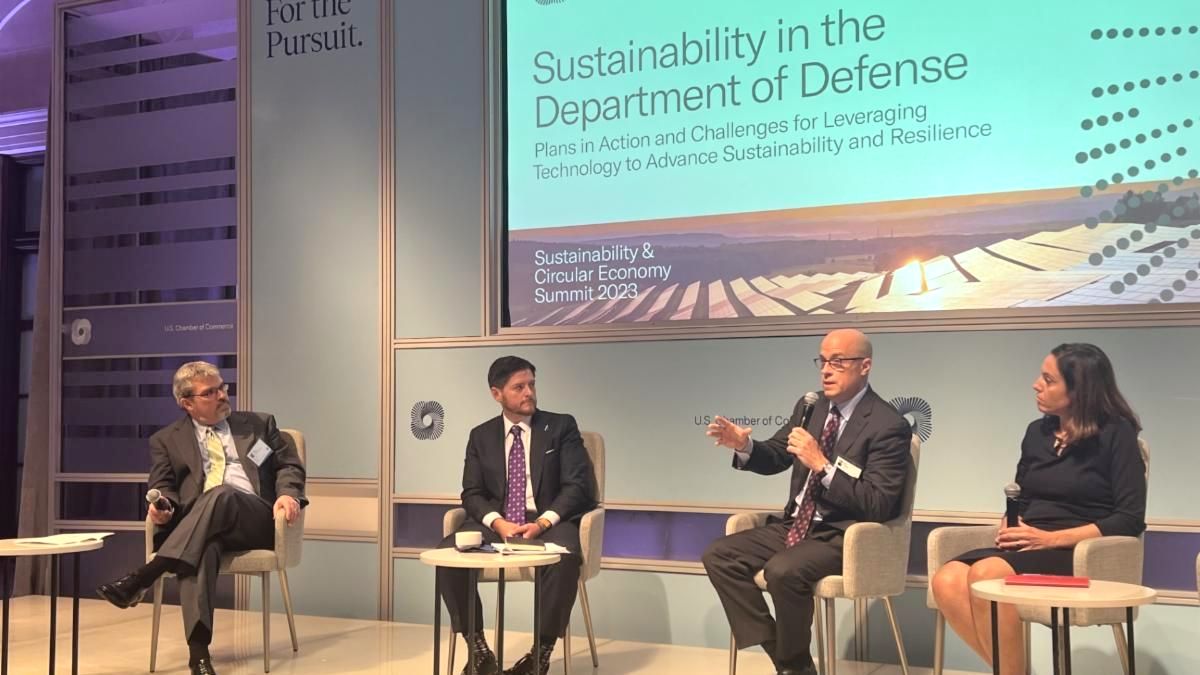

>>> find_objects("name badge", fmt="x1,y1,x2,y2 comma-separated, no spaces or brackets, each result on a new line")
834,456,863,479
247,439,274,466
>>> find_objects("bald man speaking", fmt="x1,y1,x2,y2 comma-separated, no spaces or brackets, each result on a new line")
702,329,913,675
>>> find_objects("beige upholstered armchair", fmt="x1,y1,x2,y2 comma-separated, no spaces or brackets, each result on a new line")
444,430,605,675
726,436,920,675
925,439,1149,675
146,428,307,673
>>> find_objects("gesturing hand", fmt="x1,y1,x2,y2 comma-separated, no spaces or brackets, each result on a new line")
706,415,751,450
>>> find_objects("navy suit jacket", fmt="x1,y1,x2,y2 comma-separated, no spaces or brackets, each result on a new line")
460,409,597,524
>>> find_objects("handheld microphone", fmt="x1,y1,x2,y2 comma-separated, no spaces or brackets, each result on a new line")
798,391,820,429
146,488,173,513
1003,483,1021,528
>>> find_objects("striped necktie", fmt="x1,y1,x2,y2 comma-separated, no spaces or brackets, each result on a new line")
203,427,226,492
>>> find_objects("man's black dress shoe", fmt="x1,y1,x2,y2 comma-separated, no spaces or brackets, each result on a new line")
503,641,555,675
95,573,147,609
191,657,218,675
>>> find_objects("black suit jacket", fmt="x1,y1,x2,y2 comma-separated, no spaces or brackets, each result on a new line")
148,411,308,515
739,387,912,531
460,409,597,524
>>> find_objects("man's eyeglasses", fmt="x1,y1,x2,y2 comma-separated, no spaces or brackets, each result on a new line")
186,383,229,399
812,357,867,371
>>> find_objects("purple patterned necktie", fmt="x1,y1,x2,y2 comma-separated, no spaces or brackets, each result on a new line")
785,405,842,547
504,425,528,525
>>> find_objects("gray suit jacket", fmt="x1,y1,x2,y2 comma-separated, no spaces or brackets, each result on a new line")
148,411,308,515
739,387,912,531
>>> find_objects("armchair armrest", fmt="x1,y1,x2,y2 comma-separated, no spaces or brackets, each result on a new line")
927,525,999,575
275,508,306,569
843,520,907,597
1074,535,1142,584
926,524,998,608
579,507,604,581
443,507,467,538
726,511,773,536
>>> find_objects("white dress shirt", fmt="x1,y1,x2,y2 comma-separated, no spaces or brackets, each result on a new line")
734,384,870,520
192,418,255,496
481,415,562,529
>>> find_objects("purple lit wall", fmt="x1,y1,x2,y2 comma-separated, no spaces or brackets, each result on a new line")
55,0,238,608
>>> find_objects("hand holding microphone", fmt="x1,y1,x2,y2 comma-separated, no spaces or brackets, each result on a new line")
787,392,826,471
996,482,1059,551
1003,483,1021,528
146,488,174,526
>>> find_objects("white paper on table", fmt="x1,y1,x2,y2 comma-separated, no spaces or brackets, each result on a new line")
493,542,571,555
13,532,115,546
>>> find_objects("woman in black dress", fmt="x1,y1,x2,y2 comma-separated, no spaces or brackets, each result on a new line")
930,343,1147,675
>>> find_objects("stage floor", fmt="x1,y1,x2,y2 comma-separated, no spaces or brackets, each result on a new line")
2,596,978,674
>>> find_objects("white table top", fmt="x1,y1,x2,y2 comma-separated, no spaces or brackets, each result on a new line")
971,578,1157,609
0,538,105,557
419,548,561,570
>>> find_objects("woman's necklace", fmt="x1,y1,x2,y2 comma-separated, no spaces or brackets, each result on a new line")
1052,430,1069,455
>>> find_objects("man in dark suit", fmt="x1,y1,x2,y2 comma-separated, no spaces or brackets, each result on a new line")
96,361,307,675
439,355,597,675
703,329,912,675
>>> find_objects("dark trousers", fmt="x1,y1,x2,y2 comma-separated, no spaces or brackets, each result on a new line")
155,485,274,644
703,519,844,669
437,516,582,640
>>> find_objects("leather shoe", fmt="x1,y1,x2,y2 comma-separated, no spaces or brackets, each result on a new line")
503,641,554,675
95,573,147,609
461,632,499,675
191,658,218,675
777,657,818,675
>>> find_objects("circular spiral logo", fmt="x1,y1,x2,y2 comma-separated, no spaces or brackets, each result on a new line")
889,396,934,443
70,318,93,346
410,401,445,440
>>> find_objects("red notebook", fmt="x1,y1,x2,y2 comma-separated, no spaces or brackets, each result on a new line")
1004,574,1090,588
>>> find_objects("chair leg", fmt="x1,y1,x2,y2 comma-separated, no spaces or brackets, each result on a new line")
563,625,572,675
1113,623,1131,675
882,598,909,675
447,633,457,675
932,611,944,675
824,598,837,675
149,578,164,672
814,597,826,675
278,570,298,652
728,633,737,675
577,580,599,668
261,572,271,673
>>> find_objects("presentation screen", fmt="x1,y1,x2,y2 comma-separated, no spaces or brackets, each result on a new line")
503,1,1200,328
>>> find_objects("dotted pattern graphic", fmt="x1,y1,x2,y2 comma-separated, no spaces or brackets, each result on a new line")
1091,26,1198,40
1091,71,1199,98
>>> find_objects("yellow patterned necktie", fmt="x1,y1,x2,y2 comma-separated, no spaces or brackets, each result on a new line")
203,427,226,492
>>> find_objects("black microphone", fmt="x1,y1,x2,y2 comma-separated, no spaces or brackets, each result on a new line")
798,391,820,428
146,488,173,513
1003,483,1021,527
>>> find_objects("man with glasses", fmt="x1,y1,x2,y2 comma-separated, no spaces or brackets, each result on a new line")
702,329,912,675
96,361,307,675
